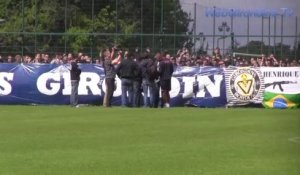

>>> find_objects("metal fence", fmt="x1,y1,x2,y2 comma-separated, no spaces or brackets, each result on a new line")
0,0,299,60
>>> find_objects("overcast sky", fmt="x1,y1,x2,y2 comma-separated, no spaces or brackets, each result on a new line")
180,0,300,53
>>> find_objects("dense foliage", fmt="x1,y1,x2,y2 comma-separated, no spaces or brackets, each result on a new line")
0,0,190,55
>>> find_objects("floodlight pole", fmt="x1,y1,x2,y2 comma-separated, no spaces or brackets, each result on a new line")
218,22,230,55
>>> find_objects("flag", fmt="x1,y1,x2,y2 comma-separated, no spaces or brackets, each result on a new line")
263,92,300,108
261,67,300,109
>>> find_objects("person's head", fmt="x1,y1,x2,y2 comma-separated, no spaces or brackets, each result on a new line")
218,61,225,68
44,54,49,63
214,47,221,56
290,59,298,66
170,57,176,65
95,59,101,64
71,61,78,68
154,52,161,61
211,58,218,66
165,53,171,60
67,53,73,59
265,59,272,66
78,52,83,58
15,54,22,63
7,55,13,63
124,51,129,59
84,55,91,63
103,49,111,60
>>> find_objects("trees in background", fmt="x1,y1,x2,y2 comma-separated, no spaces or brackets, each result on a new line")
0,0,189,55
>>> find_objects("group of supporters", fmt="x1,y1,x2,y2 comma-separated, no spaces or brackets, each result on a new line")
69,47,174,108
101,47,174,108
0,47,299,67
1,46,299,108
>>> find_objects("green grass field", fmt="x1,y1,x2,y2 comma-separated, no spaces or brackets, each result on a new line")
0,106,299,175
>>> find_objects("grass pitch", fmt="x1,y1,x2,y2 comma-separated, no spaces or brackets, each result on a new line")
0,106,299,175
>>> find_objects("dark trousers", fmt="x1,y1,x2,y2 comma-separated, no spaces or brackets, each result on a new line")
152,81,160,108
70,80,79,106
133,80,142,107
103,78,115,107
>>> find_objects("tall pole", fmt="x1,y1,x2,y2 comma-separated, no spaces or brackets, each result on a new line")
115,0,118,44
274,16,276,55
247,16,249,53
268,16,271,55
35,0,37,54
212,6,216,52
141,0,143,51
91,0,94,60
152,0,155,51
223,30,226,55
261,16,264,54
160,0,163,51
295,16,298,60
22,0,24,58
193,3,196,54
64,0,67,54
231,9,234,56
173,3,176,55
281,14,283,58
230,9,233,31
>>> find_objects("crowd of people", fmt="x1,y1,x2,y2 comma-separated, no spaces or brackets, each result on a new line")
100,47,174,108
0,47,299,67
67,47,174,108
1,47,299,108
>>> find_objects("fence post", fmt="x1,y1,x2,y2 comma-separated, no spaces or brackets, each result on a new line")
160,0,163,51
274,16,276,55
35,0,37,55
212,6,216,52
115,0,118,45
281,14,283,58
141,0,143,52
64,0,67,54
91,0,94,60
193,3,196,54
295,16,298,60
261,16,264,55
268,16,271,55
22,0,24,58
247,16,249,53
173,2,176,55
152,0,155,52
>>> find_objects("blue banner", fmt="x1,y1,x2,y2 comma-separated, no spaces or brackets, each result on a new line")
0,63,226,107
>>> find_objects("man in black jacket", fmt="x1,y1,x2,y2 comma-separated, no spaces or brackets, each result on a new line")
140,52,160,108
116,52,138,107
70,61,81,107
158,53,174,108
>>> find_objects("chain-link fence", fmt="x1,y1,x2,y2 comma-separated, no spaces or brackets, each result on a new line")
0,0,299,60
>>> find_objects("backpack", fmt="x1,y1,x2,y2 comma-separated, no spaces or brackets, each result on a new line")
146,59,157,80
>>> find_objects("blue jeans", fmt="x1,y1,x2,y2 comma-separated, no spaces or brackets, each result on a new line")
142,79,156,107
121,78,134,107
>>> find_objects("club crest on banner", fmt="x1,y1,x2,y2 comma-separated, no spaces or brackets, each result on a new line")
225,67,265,106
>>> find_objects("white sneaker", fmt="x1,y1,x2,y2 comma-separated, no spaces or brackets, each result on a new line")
75,105,80,108
164,103,170,108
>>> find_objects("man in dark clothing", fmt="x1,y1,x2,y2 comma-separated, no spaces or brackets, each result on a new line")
140,52,159,107
116,52,138,107
133,55,143,107
158,53,174,108
70,61,81,107
103,48,121,107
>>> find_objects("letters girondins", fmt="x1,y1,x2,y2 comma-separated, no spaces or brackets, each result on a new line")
0,72,223,98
